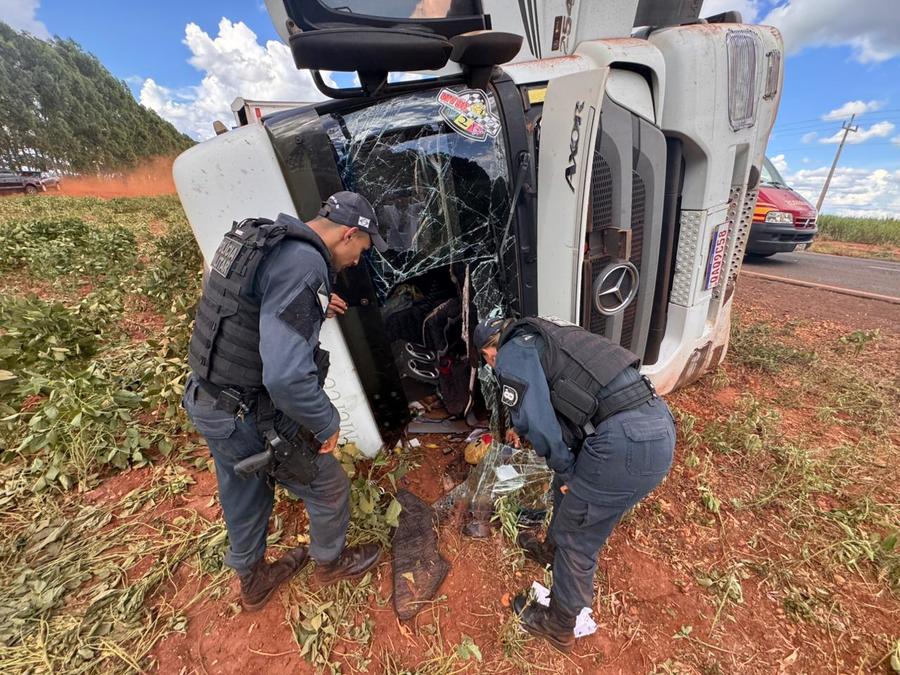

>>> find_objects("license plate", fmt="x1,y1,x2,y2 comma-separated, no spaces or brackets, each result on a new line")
797,243,810,251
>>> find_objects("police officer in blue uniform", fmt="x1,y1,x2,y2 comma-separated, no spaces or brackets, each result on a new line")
183,191,388,612
474,316,675,652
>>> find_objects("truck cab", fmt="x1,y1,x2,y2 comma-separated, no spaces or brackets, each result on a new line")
174,0,784,456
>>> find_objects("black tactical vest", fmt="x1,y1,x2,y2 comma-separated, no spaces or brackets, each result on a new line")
499,317,640,436
188,217,332,389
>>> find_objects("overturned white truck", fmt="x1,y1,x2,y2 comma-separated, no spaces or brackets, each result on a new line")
174,0,783,457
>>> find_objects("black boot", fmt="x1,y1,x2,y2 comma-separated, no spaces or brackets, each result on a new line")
314,543,382,585
239,546,310,612
511,592,576,653
516,530,556,568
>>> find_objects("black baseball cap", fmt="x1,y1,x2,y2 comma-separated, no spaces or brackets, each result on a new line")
318,191,388,252
473,317,507,351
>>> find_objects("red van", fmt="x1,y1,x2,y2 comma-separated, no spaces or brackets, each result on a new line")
747,156,818,257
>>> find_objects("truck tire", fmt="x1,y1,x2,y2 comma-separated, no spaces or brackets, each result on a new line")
24,184,38,195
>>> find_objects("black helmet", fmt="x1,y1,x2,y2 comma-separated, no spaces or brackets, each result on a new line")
473,317,507,351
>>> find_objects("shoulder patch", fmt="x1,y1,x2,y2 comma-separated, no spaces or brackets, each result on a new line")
316,282,330,314
278,284,324,340
500,376,528,411
210,236,243,278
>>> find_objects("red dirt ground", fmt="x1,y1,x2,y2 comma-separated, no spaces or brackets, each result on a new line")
78,278,899,674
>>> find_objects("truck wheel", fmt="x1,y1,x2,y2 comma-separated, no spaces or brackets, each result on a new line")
24,184,38,195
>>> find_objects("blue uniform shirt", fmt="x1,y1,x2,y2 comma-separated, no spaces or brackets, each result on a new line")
254,215,340,443
494,333,576,481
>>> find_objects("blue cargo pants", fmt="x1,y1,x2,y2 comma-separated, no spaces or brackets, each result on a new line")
547,397,675,617
182,376,350,573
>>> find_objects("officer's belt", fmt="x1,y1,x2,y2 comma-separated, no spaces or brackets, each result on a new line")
196,378,261,417
587,374,656,431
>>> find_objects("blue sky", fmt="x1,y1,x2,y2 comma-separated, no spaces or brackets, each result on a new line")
36,1,279,92
3,0,899,216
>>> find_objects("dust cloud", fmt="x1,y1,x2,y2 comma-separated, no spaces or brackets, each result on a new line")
57,156,178,198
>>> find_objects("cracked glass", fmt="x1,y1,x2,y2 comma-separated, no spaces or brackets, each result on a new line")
319,87,512,313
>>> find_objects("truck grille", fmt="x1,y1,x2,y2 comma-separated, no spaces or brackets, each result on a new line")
585,155,614,337
795,217,816,229
591,156,614,229
589,256,607,336
620,171,644,349
778,232,815,243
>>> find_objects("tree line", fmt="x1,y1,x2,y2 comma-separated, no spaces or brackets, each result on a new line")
0,22,194,173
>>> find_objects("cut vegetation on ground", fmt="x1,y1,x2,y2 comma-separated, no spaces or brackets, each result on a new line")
1,196,898,674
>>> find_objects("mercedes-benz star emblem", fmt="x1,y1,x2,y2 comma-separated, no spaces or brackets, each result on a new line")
593,260,639,316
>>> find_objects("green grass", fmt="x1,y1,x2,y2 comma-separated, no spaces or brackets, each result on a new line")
727,319,817,374
0,195,419,673
817,215,900,246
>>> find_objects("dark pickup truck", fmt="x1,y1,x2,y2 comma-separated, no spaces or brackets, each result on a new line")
0,169,58,195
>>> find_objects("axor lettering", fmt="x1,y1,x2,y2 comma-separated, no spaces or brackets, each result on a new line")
565,101,585,191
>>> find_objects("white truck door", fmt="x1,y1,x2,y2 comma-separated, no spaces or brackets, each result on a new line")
173,123,385,456
535,67,608,324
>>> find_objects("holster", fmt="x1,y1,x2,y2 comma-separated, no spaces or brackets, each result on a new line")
314,346,331,387
269,426,321,485
232,345,330,486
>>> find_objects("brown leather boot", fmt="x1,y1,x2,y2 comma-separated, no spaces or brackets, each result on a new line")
239,547,310,612
314,543,382,585
511,592,576,653
516,530,556,568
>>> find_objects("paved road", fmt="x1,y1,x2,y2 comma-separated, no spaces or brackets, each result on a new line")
742,250,900,299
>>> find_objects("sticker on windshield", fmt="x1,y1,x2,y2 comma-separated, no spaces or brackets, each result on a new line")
438,88,501,142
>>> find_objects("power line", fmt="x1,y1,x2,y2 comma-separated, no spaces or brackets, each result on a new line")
773,107,900,128
774,116,900,134
768,141,900,152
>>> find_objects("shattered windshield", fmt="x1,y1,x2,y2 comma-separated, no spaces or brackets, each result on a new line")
320,87,511,305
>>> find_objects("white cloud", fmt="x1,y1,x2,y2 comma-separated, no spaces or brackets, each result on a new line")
770,153,788,173
763,0,900,63
822,99,885,121
785,165,900,217
0,0,50,39
702,0,760,22
819,121,895,145
893,135,900,147
139,18,328,140
801,131,817,144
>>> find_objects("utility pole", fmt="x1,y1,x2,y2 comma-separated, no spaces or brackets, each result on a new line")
816,114,858,213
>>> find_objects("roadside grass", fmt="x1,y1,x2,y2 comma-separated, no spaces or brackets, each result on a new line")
810,239,900,262
677,313,899,637
727,319,816,373
659,305,899,674
817,214,900,247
